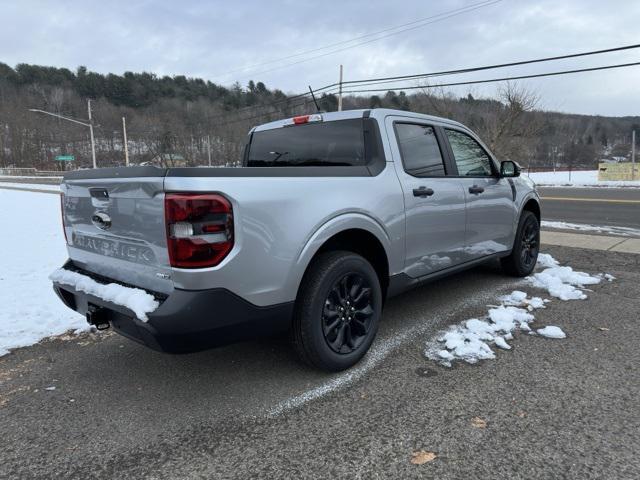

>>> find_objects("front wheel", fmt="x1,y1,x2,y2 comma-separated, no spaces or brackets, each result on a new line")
292,251,382,372
501,210,540,277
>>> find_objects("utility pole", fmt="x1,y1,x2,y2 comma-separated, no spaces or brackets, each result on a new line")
87,99,97,168
632,129,636,180
28,101,98,168
338,64,343,112
122,116,130,166
207,134,212,167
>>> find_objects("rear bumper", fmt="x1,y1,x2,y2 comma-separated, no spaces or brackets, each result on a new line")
52,262,294,353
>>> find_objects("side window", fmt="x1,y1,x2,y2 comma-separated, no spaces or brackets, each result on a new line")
445,129,494,177
395,123,446,177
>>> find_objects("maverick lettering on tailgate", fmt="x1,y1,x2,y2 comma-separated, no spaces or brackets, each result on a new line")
72,233,156,265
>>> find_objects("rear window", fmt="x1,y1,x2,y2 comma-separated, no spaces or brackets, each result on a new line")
246,119,365,167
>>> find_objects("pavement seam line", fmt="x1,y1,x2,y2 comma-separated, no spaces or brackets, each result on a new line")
606,238,630,251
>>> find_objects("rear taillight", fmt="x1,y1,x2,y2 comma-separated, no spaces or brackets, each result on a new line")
164,193,234,268
60,193,69,245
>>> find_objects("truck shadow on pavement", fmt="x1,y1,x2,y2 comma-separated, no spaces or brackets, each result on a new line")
3,262,514,419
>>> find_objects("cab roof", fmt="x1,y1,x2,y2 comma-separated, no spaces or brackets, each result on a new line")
251,108,466,133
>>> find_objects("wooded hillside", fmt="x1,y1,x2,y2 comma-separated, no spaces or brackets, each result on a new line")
0,63,637,170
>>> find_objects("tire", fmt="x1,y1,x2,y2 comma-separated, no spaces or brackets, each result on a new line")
501,210,540,277
292,251,382,372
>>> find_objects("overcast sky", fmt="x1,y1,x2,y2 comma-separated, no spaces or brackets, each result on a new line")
2,0,639,116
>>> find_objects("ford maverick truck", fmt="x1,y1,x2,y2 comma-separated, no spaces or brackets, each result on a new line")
51,108,541,371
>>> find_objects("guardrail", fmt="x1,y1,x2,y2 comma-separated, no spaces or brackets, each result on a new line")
0,168,63,177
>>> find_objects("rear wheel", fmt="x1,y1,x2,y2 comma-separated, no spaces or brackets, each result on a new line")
501,210,540,277
292,251,382,371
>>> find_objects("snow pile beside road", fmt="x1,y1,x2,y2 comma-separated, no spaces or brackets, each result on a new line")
541,221,640,238
526,170,639,187
0,189,88,356
0,182,60,192
49,269,159,322
425,253,611,367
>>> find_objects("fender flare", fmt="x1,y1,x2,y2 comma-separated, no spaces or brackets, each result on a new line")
283,212,393,301
518,192,542,220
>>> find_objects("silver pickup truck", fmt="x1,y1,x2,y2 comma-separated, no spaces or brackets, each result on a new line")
52,108,540,371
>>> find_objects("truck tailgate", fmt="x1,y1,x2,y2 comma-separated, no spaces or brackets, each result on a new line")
61,175,173,294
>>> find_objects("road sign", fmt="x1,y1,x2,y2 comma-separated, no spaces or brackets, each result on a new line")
598,162,639,181
55,155,75,161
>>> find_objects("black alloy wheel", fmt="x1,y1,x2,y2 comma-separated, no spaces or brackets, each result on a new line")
322,273,374,354
292,251,382,371
520,216,539,270
501,210,540,277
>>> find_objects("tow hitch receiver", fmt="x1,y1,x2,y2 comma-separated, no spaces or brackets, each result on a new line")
86,304,110,330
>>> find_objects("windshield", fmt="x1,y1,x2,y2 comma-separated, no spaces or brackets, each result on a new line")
246,119,365,167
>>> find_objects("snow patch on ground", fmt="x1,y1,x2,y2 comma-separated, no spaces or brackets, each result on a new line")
0,189,88,356
541,220,640,238
425,293,544,367
536,253,559,268
527,266,601,300
49,269,159,322
425,253,611,367
526,170,640,188
537,326,566,339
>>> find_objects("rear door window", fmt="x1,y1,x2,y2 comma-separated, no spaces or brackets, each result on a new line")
445,129,495,177
246,119,365,167
394,123,446,176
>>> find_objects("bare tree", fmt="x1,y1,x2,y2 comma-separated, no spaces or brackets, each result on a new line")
480,83,541,161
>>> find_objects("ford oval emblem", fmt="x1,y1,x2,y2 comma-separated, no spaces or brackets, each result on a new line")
91,211,112,230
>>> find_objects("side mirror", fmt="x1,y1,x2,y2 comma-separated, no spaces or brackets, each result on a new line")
500,160,521,177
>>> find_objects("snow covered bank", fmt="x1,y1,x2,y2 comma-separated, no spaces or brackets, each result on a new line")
0,175,62,180
525,170,639,188
0,182,61,192
425,253,612,367
0,189,88,356
541,221,640,238
49,269,159,321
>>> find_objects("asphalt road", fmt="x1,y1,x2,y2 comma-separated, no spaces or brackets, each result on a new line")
1,245,639,479
539,187,640,230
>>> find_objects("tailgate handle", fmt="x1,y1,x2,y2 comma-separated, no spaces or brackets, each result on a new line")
89,188,109,200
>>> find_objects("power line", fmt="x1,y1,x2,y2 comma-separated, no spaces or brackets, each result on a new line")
210,43,640,122
211,0,501,79
215,60,640,128
339,61,640,94
217,61,640,127
336,43,640,89
217,0,502,82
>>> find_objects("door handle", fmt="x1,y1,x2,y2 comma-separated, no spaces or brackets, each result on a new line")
413,186,434,197
468,185,485,194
